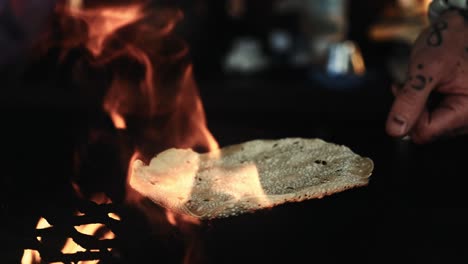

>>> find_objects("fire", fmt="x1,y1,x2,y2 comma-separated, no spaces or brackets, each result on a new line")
21,250,41,264
165,210,199,226
35,217,53,239
66,2,144,57
62,0,219,152
64,193,117,264
60,222,111,264
21,218,52,264
65,0,218,242
23,0,218,262
22,206,117,264
67,187,120,264
103,77,129,129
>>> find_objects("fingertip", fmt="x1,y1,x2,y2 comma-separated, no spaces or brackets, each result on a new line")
386,114,409,137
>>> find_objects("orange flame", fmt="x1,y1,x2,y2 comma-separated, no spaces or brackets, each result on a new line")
62,187,119,264
103,77,129,130
63,192,117,264
21,183,120,264
24,0,218,263
64,1,218,152
21,250,41,264
21,218,52,264
67,3,144,57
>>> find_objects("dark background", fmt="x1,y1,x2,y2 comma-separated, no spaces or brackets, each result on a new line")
2,0,468,263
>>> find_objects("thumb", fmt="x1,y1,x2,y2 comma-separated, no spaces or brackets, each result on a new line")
411,95,468,143
386,69,436,137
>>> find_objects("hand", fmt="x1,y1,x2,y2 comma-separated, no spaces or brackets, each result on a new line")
386,10,468,144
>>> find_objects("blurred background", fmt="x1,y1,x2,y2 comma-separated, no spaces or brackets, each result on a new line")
180,0,430,130
4,1,468,264
0,0,431,140
184,0,428,81
0,0,430,98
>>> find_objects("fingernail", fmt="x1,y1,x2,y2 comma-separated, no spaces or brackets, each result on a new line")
402,135,411,141
392,116,407,135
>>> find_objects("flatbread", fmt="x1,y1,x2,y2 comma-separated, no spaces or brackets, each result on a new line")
129,138,373,220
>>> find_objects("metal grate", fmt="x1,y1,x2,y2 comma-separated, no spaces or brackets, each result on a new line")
22,199,122,263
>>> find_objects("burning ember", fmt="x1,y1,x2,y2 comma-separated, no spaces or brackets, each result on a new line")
22,0,218,262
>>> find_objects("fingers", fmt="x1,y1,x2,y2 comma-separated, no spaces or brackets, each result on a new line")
410,95,468,143
386,64,437,137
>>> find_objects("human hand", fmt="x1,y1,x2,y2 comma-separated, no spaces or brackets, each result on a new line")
386,10,468,144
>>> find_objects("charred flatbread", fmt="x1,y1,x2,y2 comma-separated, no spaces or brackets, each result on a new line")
129,138,373,220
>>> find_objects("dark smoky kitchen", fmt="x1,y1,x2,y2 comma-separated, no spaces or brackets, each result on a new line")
2,1,468,264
